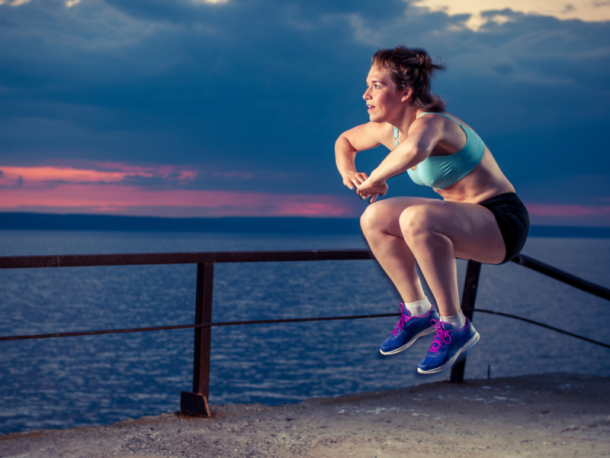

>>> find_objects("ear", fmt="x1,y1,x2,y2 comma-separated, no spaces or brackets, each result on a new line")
401,87,413,103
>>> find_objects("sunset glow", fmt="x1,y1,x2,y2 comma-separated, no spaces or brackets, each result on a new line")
525,203,610,218
0,183,356,217
0,164,197,186
0,163,357,217
2,164,609,220
412,0,610,30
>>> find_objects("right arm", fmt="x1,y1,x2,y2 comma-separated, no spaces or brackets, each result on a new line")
335,122,391,190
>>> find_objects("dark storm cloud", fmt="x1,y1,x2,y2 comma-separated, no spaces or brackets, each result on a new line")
0,0,609,205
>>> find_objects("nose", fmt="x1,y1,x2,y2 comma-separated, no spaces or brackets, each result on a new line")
363,86,371,100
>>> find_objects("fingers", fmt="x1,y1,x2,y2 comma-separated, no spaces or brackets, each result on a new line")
360,190,376,201
357,187,370,199
352,175,367,187
343,172,368,191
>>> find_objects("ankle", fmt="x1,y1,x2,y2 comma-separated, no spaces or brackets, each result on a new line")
441,311,466,328
403,297,432,317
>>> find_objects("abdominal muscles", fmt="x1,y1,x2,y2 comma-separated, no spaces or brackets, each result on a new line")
435,149,515,204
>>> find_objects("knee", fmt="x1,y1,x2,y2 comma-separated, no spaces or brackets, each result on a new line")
360,202,390,235
399,205,436,243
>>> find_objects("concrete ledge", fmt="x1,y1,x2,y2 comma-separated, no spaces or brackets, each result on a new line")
1,373,609,457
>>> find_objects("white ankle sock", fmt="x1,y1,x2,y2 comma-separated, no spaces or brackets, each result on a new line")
441,311,466,328
404,297,432,317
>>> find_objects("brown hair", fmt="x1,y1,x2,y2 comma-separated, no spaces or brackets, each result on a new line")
372,46,446,112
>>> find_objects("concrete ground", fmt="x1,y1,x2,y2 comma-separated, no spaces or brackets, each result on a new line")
1,373,609,458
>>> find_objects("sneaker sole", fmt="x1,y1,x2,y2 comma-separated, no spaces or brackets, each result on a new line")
416,330,481,374
379,326,436,356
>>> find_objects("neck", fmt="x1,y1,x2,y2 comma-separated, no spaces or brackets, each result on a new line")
392,104,418,136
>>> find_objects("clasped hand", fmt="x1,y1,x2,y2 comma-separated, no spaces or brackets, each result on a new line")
342,171,388,204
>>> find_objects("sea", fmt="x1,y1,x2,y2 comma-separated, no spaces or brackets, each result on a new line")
0,230,609,434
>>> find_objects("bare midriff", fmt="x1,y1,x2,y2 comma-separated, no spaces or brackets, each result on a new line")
435,148,515,204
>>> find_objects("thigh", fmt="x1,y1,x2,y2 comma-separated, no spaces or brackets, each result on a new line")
405,200,506,264
362,196,437,238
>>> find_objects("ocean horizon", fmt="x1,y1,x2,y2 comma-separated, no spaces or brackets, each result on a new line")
1,212,609,238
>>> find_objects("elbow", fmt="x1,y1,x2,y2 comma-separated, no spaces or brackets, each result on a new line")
334,135,345,149
335,134,356,153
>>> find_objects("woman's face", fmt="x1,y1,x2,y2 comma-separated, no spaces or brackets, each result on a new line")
363,65,407,123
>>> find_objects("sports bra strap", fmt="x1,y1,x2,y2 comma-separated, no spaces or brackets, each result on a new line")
395,113,465,147
418,112,464,128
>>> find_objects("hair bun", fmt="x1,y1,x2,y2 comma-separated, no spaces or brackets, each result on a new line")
418,52,431,70
416,51,443,73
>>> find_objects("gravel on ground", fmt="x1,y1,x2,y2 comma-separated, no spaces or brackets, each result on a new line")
1,373,609,457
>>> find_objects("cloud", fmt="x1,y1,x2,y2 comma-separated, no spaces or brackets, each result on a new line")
526,202,610,217
0,0,32,6
0,161,341,196
525,201,610,226
0,0,609,223
0,164,197,187
0,183,360,217
412,0,610,30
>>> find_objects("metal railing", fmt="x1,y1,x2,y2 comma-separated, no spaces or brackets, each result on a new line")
1,250,609,416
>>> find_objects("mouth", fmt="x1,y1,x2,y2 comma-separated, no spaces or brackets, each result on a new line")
367,104,375,111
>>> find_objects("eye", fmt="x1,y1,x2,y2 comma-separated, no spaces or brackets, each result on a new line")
374,84,381,89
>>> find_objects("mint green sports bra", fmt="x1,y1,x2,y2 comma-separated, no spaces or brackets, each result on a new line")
394,112,485,190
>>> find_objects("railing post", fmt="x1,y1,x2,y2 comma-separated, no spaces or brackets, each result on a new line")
180,262,214,416
450,260,481,383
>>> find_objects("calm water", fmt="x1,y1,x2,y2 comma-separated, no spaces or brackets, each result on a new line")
0,230,609,434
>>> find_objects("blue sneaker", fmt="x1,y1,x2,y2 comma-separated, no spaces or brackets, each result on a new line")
379,304,439,355
417,318,480,374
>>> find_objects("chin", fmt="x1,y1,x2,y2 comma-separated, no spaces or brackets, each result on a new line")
368,113,382,123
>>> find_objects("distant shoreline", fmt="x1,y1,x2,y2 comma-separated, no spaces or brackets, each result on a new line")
1,212,609,238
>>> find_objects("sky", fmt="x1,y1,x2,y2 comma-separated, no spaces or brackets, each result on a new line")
1,0,609,226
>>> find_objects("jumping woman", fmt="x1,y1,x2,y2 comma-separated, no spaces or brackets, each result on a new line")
335,46,530,374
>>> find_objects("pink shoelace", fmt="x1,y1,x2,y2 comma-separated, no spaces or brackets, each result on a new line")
391,303,411,337
428,319,452,353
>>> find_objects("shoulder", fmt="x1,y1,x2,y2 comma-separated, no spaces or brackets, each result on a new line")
416,111,474,130
414,111,446,124
409,111,446,135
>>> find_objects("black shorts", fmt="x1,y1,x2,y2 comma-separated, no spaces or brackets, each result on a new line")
479,192,530,264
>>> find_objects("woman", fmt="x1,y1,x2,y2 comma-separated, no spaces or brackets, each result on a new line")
335,46,529,374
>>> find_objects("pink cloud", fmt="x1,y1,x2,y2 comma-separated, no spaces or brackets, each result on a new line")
525,202,610,217
0,163,271,190
0,162,364,217
0,183,359,217
0,166,145,184
92,162,197,181
89,162,253,181
0,164,198,186
214,171,255,179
